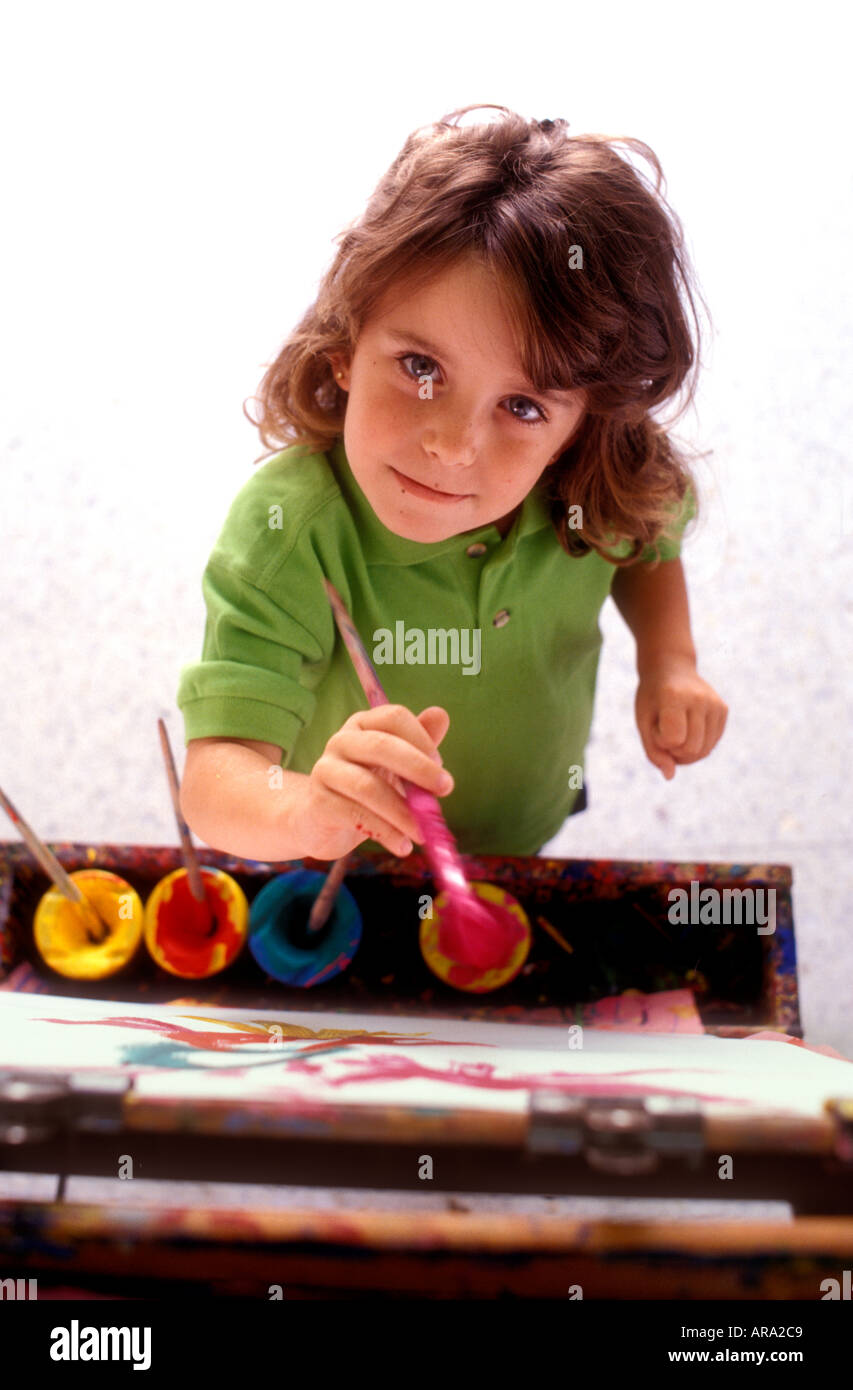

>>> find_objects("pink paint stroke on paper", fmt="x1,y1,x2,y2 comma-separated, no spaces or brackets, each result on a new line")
295,1052,754,1106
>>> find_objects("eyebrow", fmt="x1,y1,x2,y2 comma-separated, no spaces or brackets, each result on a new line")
383,328,574,401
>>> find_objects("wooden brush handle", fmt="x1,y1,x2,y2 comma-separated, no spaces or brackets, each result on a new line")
323,580,469,897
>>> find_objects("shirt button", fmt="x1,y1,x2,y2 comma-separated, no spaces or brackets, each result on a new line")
466,542,487,557
493,609,511,628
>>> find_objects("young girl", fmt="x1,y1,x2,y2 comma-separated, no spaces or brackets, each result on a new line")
177,104,727,864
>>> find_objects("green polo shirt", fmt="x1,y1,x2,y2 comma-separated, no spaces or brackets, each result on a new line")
177,437,693,855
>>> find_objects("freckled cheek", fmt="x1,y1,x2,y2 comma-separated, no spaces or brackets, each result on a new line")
355,379,406,426
371,396,424,451
487,457,525,493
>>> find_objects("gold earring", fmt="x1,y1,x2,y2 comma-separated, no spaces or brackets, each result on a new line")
336,371,344,379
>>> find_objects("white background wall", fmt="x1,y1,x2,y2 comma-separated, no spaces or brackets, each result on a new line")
1,1,850,1050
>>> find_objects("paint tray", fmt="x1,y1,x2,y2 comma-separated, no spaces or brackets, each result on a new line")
1,841,852,1298
0,840,800,1030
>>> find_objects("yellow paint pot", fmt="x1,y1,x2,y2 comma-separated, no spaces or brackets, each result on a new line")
419,881,531,993
33,868,144,980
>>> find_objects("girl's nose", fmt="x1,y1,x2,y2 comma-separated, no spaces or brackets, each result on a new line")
421,417,479,467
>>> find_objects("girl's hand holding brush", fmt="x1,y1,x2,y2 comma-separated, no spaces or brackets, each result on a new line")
320,579,530,982
302,703,453,860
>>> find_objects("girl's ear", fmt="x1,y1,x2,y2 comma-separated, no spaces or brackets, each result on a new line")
328,352,351,390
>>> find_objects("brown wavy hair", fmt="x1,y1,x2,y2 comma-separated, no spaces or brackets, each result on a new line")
245,104,709,565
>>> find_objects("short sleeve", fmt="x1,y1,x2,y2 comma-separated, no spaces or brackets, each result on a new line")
176,560,323,756
637,482,697,563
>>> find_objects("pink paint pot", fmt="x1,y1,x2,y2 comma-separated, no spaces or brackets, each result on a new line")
419,881,531,993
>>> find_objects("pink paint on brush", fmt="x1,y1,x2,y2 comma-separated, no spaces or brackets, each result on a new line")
322,580,527,971
406,792,527,970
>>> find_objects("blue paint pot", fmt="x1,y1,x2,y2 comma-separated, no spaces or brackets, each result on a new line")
248,870,362,987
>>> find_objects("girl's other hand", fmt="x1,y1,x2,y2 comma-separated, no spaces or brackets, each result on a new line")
302,704,452,858
634,655,728,779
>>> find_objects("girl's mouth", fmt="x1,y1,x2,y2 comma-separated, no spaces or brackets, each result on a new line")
390,467,472,503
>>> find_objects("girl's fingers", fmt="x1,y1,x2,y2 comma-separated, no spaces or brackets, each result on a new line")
417,705,451,757
656,701,718,764
711,701,729,748
315,754,421,845
669,701,727,764
348,704,447,762
655,703,688,750
329,723,454,800
639,685,729,774
312,705,455,856
349,802,415,857
637,714,674,777
667,703,705,760
311,769,416,856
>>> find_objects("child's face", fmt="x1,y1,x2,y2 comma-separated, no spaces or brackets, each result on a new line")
330,257,586,543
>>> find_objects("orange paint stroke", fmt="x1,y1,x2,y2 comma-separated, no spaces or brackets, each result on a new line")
38,1014,488,1052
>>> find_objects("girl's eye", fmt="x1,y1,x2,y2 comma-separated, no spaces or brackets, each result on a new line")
506,396,548,426
398,352,440,382
395,354,548,426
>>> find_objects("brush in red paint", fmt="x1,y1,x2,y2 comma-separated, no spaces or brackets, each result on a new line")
143,719,249,978
322,580,531,989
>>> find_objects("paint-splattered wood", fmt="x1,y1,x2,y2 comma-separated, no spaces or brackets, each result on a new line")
2,1197,853,1298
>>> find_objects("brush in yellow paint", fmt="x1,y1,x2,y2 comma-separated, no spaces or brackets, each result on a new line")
0,784,143,979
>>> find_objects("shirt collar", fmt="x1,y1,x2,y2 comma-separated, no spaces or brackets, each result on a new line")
328,437,551,566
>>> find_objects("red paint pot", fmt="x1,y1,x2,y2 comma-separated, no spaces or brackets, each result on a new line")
144,867,248,978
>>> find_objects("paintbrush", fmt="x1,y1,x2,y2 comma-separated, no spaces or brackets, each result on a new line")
322,579,524,970
156,719,215,935
0,784,111,943
306,851,353,934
